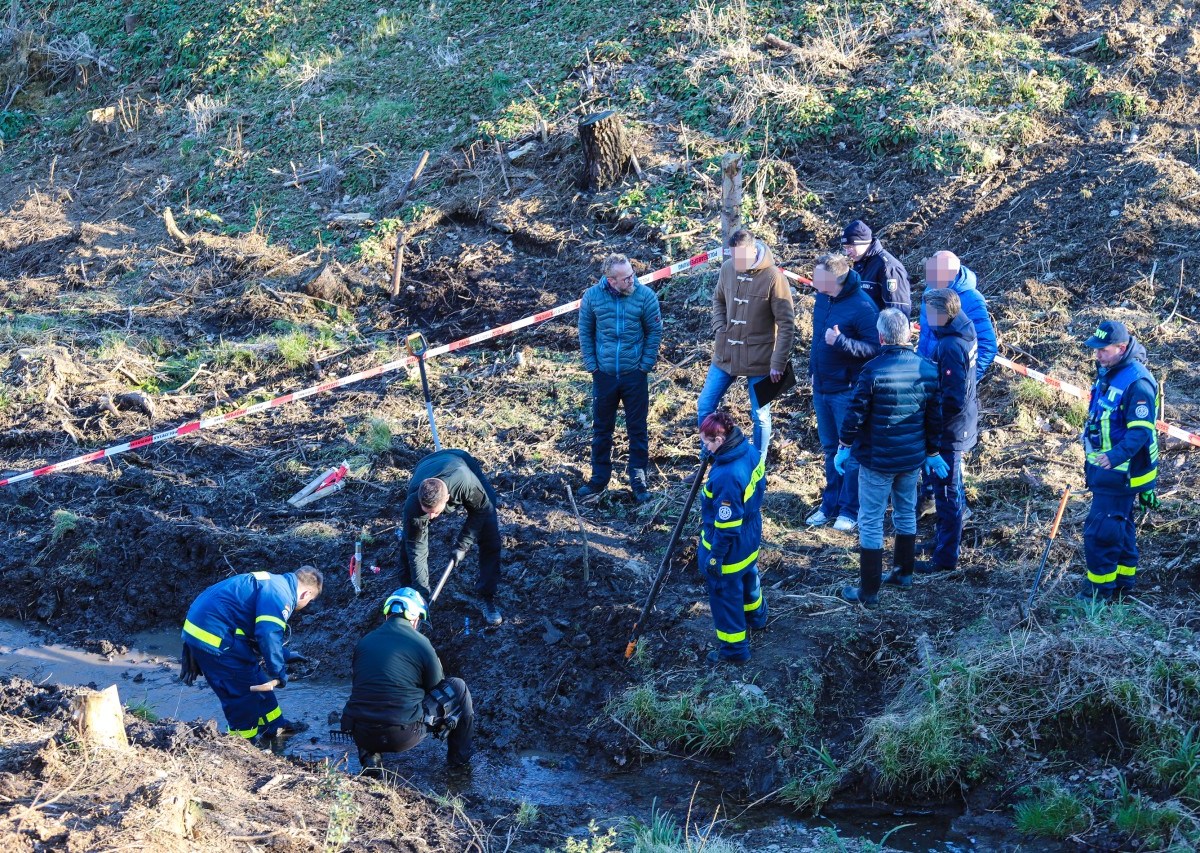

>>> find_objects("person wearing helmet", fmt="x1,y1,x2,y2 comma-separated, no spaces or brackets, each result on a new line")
339,588,474,775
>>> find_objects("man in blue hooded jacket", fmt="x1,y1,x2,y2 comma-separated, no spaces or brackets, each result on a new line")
1080,320,1159,602
577,253,663,502
181,567,323,740
915,251,996,519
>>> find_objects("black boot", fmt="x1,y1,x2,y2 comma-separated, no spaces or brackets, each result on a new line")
630,469,652,504
842,548,883,609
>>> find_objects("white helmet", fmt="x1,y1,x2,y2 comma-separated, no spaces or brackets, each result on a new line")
382,587,427,620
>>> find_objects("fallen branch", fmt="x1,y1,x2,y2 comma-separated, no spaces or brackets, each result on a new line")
763,33,801,53
566,485,591,583
161,207,193,247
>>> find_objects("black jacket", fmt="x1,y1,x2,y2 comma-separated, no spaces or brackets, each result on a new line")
840,345,941,473
401,450,497,587
809,269,881,394
931,312,979,451
342,617,443,727
853,239,911,316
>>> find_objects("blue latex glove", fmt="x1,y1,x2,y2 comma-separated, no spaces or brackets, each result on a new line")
834,446,851,475
925,454,950,479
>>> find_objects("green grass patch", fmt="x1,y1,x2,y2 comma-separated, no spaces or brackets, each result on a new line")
1014,782,1092,839
50,509,79,544
606,678,774,755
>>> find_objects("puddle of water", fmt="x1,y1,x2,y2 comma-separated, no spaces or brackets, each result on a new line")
0,620,1022,850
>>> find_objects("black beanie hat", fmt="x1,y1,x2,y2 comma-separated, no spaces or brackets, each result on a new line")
840,219,873,245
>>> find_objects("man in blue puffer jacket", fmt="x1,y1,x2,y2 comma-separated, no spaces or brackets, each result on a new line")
577,253,663,502
836,310,942,608
697,411,767,665
181,567,323,741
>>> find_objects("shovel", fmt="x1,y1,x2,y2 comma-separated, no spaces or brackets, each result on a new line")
406,332,442,452
624,456,712,660
1017,485,1073,622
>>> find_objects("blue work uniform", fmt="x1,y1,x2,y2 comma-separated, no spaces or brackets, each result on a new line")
1082,340,1159,597
698,428,767,662
182,571,302,738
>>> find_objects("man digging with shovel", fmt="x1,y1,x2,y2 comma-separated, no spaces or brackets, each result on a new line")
397,449,504,626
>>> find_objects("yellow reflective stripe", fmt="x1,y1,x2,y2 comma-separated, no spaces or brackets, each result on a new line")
1129,469,1157,488
743,461,765,502
744,593,763,612
183,619,223,649
235,628,245,636
1116,564,1137,577
256,615,287,630
722,549,760,574
716,628,747,643
252,571,271,580
230,725,259,738
1087,569,1118,584
702,486,713,498
714,518,742,529
700,533,711,550
261,706,282,723
1127,420,1155,430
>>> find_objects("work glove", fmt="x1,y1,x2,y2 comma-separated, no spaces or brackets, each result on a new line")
924,454,950,479
833,446,850,475
283,648,309,665
449,548,467,569
701,553,724,580
1138,490,1160,511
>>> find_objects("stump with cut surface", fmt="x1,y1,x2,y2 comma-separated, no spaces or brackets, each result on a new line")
578,110,630,192
71,684,129,750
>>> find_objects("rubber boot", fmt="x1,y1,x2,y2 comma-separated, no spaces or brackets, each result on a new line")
885,535,916,589
842,548,883,609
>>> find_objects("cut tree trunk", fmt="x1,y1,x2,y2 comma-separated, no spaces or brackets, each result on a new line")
720,152,744,249
578,110,630,192
71,684,129,750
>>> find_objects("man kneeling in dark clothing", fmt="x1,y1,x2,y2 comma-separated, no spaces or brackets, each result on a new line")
340,588,474,774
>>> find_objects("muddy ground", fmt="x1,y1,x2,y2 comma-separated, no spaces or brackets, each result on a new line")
2,0,1200,850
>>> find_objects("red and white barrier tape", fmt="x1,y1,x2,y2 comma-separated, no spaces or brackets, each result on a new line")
995,353,1200,448
0,250,721,488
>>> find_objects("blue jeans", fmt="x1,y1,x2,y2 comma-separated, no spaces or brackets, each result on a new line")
858,465,920,551
697,364,770,460
931,450,965,570
814,389,859,520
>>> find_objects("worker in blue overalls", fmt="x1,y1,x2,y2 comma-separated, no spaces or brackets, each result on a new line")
180,567,323,740
1081,320,1159,602
697,411,767,665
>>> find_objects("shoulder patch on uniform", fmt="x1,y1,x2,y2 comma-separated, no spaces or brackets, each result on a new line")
282,607,291,620
1135,404,1149,418
887,278,898,292
718,505,733,520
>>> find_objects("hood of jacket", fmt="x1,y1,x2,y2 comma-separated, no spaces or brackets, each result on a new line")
747,241,773,272
1102,338,1148,378
712,426,749,463
950,265,978,294
831,268,865,302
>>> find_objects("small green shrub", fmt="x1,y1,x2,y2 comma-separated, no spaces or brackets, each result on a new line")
276,331,312,367
514,800,539,827
1111,790,1182,843
1014,783,1092,839
1149,726,1200,803
607,678,773,754
126,700,159,722
780,742,840,812
51,510,79,544
357,417,393,455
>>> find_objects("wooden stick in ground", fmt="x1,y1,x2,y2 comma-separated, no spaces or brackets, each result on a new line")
389,150,430,301
566,485,591,583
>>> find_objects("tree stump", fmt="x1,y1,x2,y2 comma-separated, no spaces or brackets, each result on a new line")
71,684,129,750
578,110,630,192
720,152,744,248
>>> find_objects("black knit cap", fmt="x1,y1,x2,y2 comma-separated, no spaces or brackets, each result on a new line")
840,219,872,245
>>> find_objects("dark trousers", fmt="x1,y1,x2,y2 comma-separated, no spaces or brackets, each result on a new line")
590,370,649,484
704,565,767,662
931,450,965,570
814,389,859,520
348,678,474,766
1084,492,1138,595
192,641,283,739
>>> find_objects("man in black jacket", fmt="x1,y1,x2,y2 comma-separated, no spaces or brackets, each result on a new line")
399,449,503,625
806,253,880,532
840,219,911,317
897,289,978,583
836,309,942,608
341,588,474,775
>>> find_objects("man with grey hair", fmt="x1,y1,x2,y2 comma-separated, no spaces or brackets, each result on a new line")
577,253,663,503
835,309,943,608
